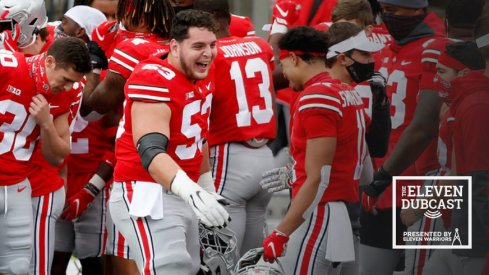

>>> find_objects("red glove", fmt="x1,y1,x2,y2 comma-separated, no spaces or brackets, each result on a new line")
361,192,378,214
272,0,301,28
0,25,20,52
262,229,289,263
61,184,99,221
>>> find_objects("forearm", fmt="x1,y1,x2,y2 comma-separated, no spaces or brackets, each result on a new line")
82,72,125,116
40,120,70,166
147,153,181,190
383,90,441,175
277,178,318,235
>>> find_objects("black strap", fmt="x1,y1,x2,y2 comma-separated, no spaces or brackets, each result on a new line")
307,0,324,25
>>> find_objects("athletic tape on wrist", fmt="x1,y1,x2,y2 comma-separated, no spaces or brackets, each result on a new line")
89,173,106,190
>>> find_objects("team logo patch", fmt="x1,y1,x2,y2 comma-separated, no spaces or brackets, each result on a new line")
393,176,472,249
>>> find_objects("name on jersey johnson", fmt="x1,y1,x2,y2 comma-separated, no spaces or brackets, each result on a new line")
221,41,262,58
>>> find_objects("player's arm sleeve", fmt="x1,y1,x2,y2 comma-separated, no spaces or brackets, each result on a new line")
125,65,171,104
366,101,391,158
109,40,142,79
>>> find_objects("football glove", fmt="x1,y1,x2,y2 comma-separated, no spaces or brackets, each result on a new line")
172,170,231,228
87,40,108,70
259,165,292,193
362,166,392,214
271,0,301,34
368,72,389,107
263,229,289,263
61,183,100,221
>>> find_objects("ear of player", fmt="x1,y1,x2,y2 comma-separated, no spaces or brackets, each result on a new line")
262,229,289,263
362,166,392,214
171,170,231,228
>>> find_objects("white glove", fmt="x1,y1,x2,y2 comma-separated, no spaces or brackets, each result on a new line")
259,165,293,193
198,171,229,205
171,170,230,228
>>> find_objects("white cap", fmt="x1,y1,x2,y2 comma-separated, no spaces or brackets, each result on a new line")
326,31,384,59
64,5,106,40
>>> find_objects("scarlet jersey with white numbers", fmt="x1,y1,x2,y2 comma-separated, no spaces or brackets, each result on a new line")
290,72,367,203
114,57,210,183
0,51,39,185
109,37,169,79
208,36,276,146
373,12,447,209
230,14,255,37
28,83,83,197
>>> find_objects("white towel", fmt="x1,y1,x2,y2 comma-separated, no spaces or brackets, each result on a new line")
325,202,355,263
128,181,164,220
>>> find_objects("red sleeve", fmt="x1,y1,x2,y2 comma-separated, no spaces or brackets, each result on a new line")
125,61,173,103
419,37,447,90
297,91,342,138
459,104,489,171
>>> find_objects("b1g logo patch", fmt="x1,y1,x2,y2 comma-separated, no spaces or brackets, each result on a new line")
392,176,472,249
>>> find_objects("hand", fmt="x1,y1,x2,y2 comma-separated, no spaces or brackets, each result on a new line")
272,0,301,28
361,166,392,214
368,72,389,107
172,170,230,228
29,94,52,127
87,41,108,70
259,166,292,193
263,229,289,263
0,25,20,52
61,184,99,221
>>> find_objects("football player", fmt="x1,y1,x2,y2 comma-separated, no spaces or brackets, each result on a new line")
0,37,91,275
108,10,230,274
194,0,277,255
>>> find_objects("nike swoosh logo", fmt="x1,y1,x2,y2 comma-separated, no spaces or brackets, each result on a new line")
267,242,277,257
276,5,288,17
49,104,59,109
17,186,27,192
400,60,412,66
95,28,105,41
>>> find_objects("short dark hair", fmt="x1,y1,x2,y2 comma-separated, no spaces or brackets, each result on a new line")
193,0,231,26
445,41,486,70
278,26,328,64
170,9,216,42
47,37,92,74
332,0,374,27
325,22,363,68
117,0,174,38
38,27,49,42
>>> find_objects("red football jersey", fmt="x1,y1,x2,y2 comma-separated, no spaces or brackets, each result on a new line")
208,36,276,146
290,72,367,203
114,57,209,183
109,37,169,79
28,90,83,197
0,51,39,185
230,14,255,37
373,12,447,209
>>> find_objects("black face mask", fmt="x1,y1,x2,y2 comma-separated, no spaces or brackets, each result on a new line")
346,56,375,83
381,12,426,41
173,5,193,14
